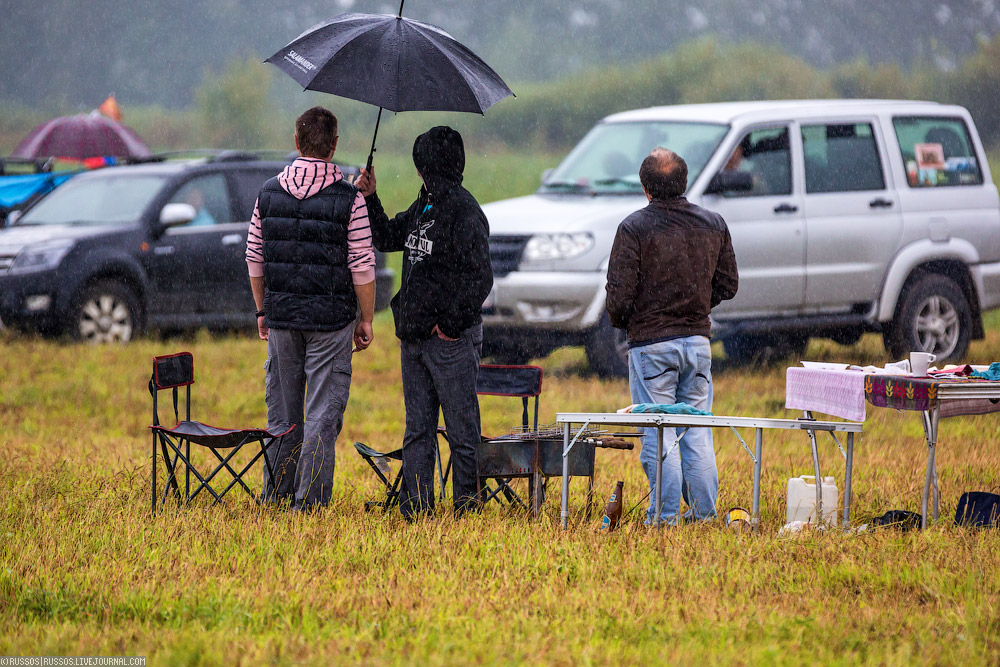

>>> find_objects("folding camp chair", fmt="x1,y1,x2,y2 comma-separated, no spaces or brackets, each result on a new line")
353,441,404,512
148,352,292,514
353,364,542,513
437,364,544,511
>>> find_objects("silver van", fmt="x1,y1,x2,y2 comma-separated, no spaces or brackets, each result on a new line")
482,100,1000,375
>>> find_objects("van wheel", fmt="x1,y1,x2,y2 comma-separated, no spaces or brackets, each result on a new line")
884,273,970,362
585,315,628,378
71,280,142,344
723,332,808,365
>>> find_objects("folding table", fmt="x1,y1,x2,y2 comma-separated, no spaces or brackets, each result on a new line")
786,367,1000,529
556,413,863,529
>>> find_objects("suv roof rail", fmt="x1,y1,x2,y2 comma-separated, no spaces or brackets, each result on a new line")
142,149,295,163
0,157,55,175
207,149,296,163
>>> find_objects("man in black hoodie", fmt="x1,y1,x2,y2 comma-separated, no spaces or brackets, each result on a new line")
356,126,493,518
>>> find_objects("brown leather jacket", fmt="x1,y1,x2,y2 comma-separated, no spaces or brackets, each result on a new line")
605,197,738,345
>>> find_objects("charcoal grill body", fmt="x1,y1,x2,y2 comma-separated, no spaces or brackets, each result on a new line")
478,437,595,517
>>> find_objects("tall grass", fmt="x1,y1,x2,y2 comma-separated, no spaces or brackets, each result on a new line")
2,313,1000,664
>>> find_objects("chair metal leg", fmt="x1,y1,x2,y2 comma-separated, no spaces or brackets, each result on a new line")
435,437,446,501
158,435,225,505
151,433,157,515
203,443,259,501
259,437,279,499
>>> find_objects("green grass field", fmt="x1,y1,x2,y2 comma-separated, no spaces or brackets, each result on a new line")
2,312,1000,665
2,146,1000,665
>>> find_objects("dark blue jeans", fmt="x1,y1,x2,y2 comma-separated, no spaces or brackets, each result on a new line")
399,324,483,518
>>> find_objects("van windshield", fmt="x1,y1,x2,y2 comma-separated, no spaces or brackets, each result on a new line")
16,174,167,226
540,121,729,195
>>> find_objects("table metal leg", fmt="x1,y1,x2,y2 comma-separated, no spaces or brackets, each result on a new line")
921,408,940,529
807,427,823,525
562,422,570,529
752,428,762,530
654,427,664,528
843,432,854,528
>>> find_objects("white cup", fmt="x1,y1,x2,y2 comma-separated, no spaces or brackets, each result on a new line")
909,351,937,376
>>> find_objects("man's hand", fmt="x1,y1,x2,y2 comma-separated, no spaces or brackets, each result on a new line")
432,324,458,341
354,319,374,351
356,167,376,197
257,314,269,341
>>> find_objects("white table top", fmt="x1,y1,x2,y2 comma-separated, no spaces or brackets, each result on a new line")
556,412,863,432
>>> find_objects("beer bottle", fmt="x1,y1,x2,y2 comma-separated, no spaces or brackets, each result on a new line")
599,480,624,532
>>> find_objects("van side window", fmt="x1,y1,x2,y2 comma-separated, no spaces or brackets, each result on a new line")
719,126,791,198
892,116,984,188
802,122,885,193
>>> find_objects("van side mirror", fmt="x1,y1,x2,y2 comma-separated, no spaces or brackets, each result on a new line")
704,170,753,195
159,203,196,229
6,210,22,226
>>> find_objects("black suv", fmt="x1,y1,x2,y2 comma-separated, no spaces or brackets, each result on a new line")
0,153,394,341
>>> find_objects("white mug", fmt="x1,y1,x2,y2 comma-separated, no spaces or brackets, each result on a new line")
910,351,937,376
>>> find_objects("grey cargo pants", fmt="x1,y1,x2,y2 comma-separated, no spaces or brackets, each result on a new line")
262,323,353,510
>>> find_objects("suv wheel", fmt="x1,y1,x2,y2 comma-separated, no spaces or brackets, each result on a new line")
885,273,970,362
585,315,628,378
72,280,141,344
723,332,808,365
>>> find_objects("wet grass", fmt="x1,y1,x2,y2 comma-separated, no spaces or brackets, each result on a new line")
1,313,1000,665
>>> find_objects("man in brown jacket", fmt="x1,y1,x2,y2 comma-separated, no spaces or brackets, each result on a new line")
606,147,738,525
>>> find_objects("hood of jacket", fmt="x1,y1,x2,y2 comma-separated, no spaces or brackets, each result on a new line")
277,157,345,200
412,126,464,197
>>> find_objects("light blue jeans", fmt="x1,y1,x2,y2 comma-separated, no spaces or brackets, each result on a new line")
628,335,718,525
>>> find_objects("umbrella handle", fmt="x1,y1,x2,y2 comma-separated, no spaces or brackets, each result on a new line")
366,107,383,172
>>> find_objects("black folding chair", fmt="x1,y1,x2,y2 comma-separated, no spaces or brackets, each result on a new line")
437,364,543,511
354,364,543,513
148,352,292,514
353,441,404,512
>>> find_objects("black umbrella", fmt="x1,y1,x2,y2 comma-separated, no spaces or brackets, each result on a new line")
265,1,513,169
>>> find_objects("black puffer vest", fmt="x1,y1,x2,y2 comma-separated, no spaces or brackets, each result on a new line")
257,176,357,332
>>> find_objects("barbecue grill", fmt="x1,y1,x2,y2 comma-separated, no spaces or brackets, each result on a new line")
478,426,634,517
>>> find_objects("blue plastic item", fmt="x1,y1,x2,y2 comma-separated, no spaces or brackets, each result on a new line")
0,172,76,208
628,402,713,416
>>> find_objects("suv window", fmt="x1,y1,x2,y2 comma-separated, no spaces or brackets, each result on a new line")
720,126,791,197
893,116,984,188
169,173,232,226
17,174,167,226
802,122,885,193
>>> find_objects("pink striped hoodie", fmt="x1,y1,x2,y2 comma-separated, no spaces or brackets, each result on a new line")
245,157,375,285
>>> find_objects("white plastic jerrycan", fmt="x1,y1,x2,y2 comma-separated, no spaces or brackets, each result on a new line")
786,475,838,524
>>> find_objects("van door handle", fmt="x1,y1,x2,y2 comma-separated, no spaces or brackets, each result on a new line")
222,234,243,246
773,203,798,214
869,198,894,209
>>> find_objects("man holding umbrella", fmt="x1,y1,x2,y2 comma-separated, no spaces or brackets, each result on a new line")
356,127,493,519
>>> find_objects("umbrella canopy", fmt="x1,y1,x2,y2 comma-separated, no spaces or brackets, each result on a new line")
266,9,513,167
267,12,512,113
12,112,150,160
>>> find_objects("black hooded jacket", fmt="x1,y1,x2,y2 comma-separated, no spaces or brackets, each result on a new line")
365,126,493,341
